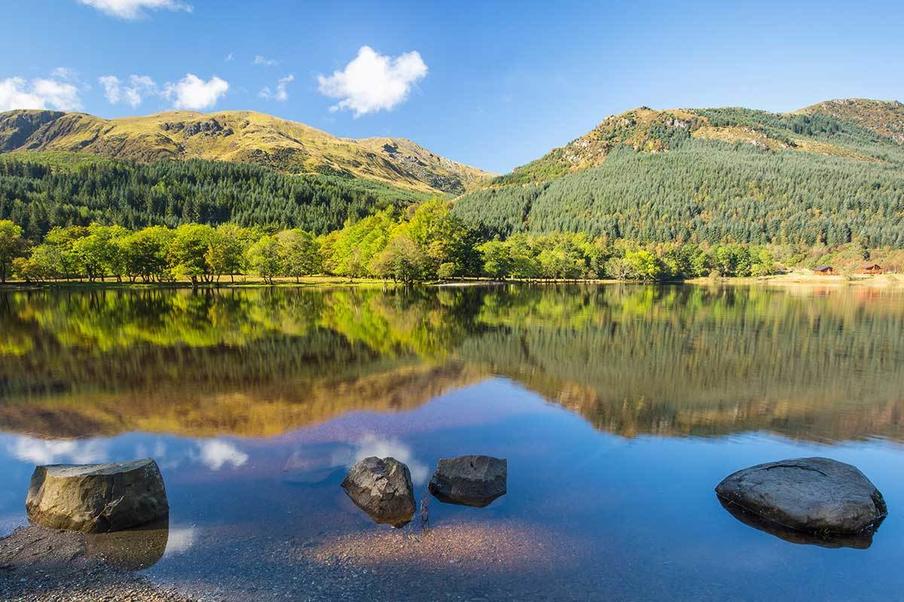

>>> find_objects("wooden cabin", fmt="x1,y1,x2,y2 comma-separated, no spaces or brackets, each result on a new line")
859,263,883,275
813,265,835,275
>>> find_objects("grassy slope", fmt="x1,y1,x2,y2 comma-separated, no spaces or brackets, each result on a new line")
0,109,490,195
491,100,904,186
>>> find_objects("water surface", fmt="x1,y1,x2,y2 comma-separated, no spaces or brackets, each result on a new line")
1,284,903,600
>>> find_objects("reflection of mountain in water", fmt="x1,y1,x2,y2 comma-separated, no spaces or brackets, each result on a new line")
1,285,903,442
0,362,482,438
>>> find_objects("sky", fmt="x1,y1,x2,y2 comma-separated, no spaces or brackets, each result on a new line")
1,0,903,173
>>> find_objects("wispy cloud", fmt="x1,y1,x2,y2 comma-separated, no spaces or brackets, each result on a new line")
317,45,427,117
259,74,294,102
76,0,192,19
253,55,278,67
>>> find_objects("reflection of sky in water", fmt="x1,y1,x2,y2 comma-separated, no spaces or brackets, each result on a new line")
2,380,904,599
6,437,110,465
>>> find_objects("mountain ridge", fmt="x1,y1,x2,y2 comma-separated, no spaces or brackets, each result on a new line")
491,98,904,186
452,98,904,247
0,109,490,195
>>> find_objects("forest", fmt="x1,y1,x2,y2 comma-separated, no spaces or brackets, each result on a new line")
1,125,902,284
0,199,778,285
0,153,425,239
453,139,904,247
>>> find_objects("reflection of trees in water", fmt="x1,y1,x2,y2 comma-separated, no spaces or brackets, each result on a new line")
0,285,903,441
460,285,904,441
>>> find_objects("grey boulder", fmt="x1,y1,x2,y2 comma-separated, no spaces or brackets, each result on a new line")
26,459,169,533
341,456,415,527
429,455,507,507
716,457,886,536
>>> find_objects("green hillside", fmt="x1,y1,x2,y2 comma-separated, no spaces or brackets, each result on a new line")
0,151,427,237
0,109,490,195
453,100,904,247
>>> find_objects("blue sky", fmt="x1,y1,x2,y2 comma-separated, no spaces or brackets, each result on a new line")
1,0,903,172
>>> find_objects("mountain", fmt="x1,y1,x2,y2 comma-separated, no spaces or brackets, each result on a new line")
799,98,904,143
0,109,489,195
453,99,904,247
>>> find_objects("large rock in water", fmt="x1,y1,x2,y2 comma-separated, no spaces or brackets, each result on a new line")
341,457,415,527
715,457,887,536
429,455,507,507
26,459,169,533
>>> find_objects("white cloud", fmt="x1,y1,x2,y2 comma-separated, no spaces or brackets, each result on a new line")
259,74,294,102
7,436,108,465
253,55,278,67
163,73,228,110
0,76,82,112
99,74,157,108
197,439,248,471
77,0,192,19
224,52,234,62
317,45,427,117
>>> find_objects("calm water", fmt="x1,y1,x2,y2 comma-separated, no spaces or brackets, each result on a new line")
1,284,904,600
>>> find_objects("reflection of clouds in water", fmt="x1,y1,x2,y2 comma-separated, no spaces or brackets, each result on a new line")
6,436,108,465
197,440,249,471
332,434,428,485
164,525,197,557
135,440,168,462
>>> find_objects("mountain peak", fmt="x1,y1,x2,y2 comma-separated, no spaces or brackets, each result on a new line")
0,109,490,195
798,98,904,143
494,98,903,185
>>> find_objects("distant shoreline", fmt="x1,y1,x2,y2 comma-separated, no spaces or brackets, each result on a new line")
1,271,902,291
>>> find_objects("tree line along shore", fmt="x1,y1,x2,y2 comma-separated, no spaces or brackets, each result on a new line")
0,200,899,286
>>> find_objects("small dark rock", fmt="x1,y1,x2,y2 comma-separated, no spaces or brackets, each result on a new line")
341,457,415,527
429,455,507,507
715,457,886,536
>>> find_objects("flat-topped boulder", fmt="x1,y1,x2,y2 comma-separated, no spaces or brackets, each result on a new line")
26,459,169,533
429,455,507,507
341,457,415,527
716,457,886,536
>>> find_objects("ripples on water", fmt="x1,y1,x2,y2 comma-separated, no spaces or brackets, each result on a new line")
1,284,903,599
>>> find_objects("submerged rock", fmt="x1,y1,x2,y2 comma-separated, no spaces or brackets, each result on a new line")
26,459,169,533
718,497,876,549
715,457,886,536
429,455,507,507
341,457,415,527
84,519,169,570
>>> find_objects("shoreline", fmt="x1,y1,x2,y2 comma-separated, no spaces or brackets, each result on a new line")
0,272,901,291
0,525,190,601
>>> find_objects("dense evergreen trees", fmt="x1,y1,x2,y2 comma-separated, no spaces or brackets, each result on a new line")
453,141,904,247
0,154,424,239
